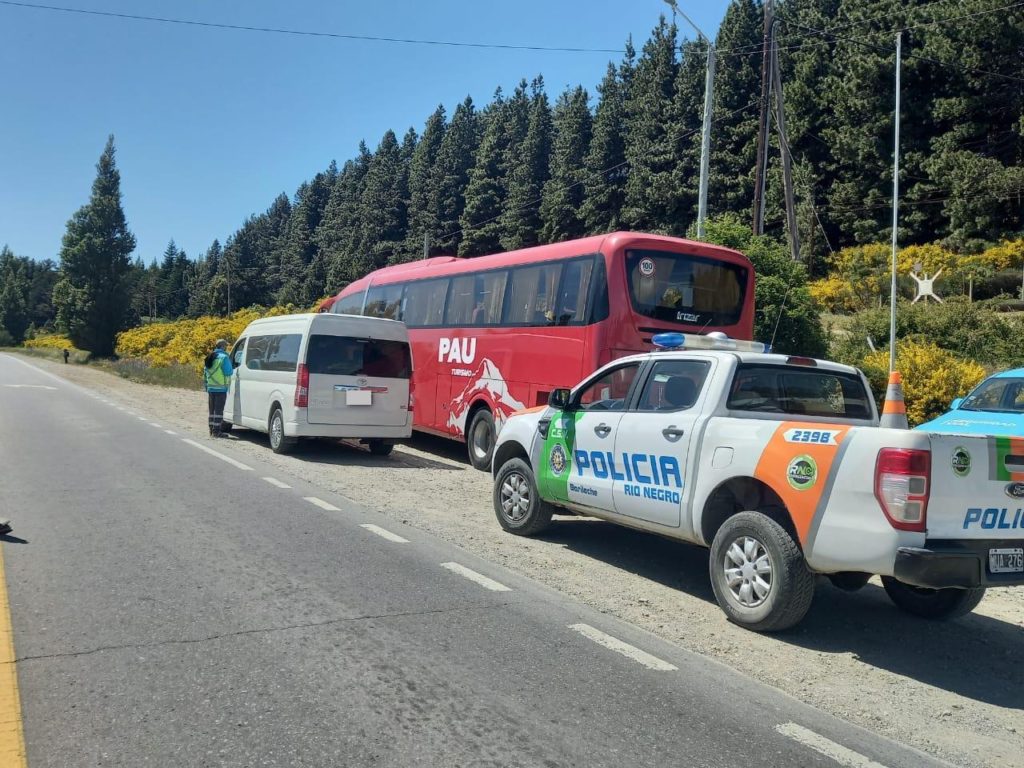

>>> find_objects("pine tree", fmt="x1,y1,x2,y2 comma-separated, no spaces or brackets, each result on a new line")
501,76,553,250
355,130,410,268
52,136,136,355
581,40,635,234
277,163,335,306
667,38,709,232
540,86,593,243
403,105,447,261
431,97,481,255
623,17,680,232
317,144,373,288
0,248,30,344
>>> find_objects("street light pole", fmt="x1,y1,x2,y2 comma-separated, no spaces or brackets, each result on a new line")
664,0,715,239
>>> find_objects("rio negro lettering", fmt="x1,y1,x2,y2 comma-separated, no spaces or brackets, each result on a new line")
963,507,1024,530
574,450,683,504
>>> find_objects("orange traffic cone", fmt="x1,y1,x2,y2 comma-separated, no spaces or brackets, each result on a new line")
880,371,909,429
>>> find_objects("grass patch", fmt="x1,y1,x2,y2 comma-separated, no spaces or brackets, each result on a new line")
1,346,92,364
99,359,203,390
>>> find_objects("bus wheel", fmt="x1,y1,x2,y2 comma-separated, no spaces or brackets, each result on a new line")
467,408,496,471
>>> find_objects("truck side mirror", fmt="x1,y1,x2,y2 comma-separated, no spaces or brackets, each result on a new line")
950,397,963,410
549,388,571,410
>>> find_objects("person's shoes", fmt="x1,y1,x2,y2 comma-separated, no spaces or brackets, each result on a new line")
0,520,12,535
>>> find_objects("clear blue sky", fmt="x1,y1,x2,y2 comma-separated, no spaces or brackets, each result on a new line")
0,0,729,264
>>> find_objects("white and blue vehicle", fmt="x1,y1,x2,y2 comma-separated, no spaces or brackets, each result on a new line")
916,368,1024,438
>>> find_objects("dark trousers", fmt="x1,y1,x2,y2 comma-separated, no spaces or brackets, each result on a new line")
208,391,227,434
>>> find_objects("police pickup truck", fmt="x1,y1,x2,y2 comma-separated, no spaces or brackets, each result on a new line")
490,333,1024,631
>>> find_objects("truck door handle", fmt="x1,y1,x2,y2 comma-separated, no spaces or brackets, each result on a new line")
662,426,685,440
594,423,612,437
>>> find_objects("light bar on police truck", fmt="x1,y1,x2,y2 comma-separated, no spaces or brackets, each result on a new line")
652,332,770,354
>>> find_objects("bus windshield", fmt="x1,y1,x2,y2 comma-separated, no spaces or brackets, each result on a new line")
626,249,748,326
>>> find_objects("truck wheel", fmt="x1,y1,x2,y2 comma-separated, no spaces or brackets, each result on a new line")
709,512,816,632
268,408,295,455
368,440,394,457
880,577,986,620
467,408,496,471
493,458,553,536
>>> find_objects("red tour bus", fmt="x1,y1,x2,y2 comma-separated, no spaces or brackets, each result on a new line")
324,231,754,469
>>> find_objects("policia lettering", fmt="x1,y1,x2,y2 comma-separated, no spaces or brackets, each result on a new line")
575,451,683,504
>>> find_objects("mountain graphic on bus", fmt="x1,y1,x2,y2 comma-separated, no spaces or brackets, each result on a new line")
447,358,528,436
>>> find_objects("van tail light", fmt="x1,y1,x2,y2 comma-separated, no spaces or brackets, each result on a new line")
874,448,929,532
407,379,415,414
294,363,309,408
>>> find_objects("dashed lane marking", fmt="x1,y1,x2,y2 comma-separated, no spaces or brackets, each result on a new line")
181,439,253,471
776,723,891,768
148,423,163,429
262,477,291,489
568,623,678,672
164,430,177,436
0,539,28,766
360,524,409,544
1,384,57,390
304,497,341,511
138,416,148,421
440,562,511,592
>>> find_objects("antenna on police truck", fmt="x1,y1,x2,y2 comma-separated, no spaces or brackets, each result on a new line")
769,286,792,352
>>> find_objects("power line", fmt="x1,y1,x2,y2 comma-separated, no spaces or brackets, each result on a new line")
0,0,625,54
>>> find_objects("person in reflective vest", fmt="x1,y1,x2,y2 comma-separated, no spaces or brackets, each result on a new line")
203,339,233,437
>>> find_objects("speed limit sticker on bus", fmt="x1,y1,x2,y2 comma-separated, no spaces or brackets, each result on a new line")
638,257,656,277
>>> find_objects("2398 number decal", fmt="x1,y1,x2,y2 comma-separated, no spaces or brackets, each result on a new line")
783,428,840,446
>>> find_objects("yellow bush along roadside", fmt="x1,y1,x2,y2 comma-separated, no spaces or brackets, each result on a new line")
23,334,78,351
116,306,297,372
861,341,987,427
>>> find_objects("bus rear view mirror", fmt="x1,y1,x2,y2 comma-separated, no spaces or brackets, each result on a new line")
549,388,571,410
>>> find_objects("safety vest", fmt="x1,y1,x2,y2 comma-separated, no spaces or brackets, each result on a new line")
205,354,228,389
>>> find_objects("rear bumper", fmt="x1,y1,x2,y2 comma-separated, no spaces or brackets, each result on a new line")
286,421,412,440
894,540,1024,588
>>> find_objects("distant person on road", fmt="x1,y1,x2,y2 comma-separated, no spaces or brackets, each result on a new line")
0,520,10,536
62,348,69,364
203,339,233,437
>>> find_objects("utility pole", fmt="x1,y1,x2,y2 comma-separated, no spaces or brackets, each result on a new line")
888,33,902,374
226,257,232,315
752,0,773,235
771,24,800,262
664,0,715,239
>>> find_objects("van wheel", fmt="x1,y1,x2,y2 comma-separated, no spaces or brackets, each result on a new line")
493,458,553,536
709,512,816,632
268,408,295,455
467,408,496,471
881,577,985,619
368,441,394,457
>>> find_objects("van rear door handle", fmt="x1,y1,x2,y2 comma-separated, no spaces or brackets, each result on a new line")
662,426,684,440
594,423,612,437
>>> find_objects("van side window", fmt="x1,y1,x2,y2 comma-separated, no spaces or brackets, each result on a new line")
230,338,246,368
333,291,366,316
246,334,302,372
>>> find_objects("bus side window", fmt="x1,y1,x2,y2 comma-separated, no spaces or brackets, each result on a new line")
365,284,404,320
505,263,562,326
333,290,366,316
554,259,594,326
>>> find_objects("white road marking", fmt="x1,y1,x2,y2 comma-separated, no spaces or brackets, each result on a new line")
262,477,291,489
164,430,177,436
304,497,340,512
776,723,890,768
440,562,511,592
360,524,409,543
1,384,57,390
148,423,162,429
181,438,253,471
138,416,148,421
568,623,678,671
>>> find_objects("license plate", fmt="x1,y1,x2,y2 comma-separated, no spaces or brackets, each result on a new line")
989,547,1024,574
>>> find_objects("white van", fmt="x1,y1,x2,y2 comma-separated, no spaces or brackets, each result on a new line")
223,313,413,455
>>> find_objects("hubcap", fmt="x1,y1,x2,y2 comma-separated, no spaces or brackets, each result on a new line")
271,415,282,447
472,419,492,460
723,536,773,608
499,472,531,523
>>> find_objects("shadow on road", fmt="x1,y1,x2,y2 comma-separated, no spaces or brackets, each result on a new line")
541,516,1024,709
223,429,464,472
0,534,28,544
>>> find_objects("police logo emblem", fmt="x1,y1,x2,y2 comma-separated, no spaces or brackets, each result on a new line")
951,446,971,478
549,443,567,477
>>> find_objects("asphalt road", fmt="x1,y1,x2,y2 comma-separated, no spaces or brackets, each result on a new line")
0,353,952,768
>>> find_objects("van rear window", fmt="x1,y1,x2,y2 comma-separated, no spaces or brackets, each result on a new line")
727,364,872,419
306,335,411,379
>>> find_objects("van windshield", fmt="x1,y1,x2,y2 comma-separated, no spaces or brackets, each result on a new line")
306,335,411,378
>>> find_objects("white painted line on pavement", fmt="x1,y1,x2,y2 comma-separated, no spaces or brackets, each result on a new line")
360,524,409,543
304,497,340,511
440,562,511,592
138,416,148,421
148,423,162,429
181,438,253,471
568,623,678,672
164,430,177,436
262,477,291,489
776,723,890,768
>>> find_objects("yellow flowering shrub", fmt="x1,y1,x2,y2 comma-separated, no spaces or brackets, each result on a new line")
897,243,957,276
809,276,861,313
979,238,1024,271
861,341,987,426
24,334,78,351
115,306,296,372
